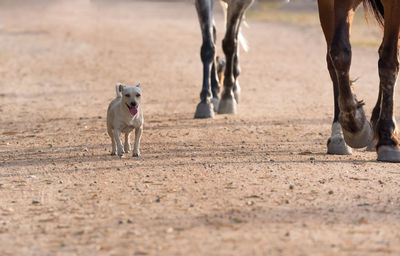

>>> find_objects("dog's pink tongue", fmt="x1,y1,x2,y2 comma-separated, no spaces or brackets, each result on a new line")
129,107,138,116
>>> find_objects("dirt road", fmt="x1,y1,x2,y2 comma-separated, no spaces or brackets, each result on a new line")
1,1,400,255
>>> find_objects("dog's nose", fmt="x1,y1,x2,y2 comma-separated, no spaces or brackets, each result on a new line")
131,102,137,107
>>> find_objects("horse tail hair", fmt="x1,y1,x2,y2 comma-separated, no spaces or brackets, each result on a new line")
219,0,249,52
363,0,384,27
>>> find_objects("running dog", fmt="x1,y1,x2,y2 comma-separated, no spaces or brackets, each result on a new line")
107,82,143,157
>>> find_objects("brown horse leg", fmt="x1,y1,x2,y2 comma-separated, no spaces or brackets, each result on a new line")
376,0,400,162
367,84,382,151
218,0,253,114
329,0,374,148
318,0,352,154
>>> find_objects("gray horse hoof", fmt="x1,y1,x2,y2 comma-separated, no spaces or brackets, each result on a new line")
366,138,377,152
377,145,400,162
194,101,215,118
343,120,374,148
327,134,352,155
218,95,237,114
211,97,219,113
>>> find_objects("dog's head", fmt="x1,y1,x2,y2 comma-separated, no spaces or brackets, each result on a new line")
118,83,142,116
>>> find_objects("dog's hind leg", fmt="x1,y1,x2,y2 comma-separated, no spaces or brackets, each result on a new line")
133,126,143,157
113,129,124,157
124,132,131,153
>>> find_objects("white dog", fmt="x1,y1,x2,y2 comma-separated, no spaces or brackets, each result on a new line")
107,82,143,157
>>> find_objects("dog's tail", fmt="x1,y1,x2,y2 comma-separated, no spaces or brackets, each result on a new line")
115,82,123,98
219,0,249,52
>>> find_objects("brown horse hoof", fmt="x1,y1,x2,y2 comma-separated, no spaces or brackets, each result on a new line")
377,146,400,162
342,120,374,148
194,101,215,118
218,95,237,114
327,134,352,155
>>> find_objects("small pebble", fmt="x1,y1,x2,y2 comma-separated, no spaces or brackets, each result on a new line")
32,200,40,205
328,190,334,195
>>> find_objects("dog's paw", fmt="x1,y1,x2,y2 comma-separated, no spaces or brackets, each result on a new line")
111,151,116,156
117,148,125,157
133,151,140,157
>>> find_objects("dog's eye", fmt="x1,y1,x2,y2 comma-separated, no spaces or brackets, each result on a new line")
136,94,141,97
125,94,130,97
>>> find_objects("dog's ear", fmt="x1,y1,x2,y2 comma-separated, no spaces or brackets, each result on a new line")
117,83,125,92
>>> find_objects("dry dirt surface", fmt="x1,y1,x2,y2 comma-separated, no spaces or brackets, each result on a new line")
1,0,400,255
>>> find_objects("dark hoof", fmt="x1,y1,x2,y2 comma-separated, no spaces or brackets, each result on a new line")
194,101,215,118
377,146,400,162
218,94,237,114
342,121,374,148
327,135,352,155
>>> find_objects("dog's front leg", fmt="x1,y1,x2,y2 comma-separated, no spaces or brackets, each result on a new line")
113,129,124,157
124,132,131,153
133,126,143,157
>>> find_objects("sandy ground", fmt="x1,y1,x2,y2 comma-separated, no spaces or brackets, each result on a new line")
1,0,400,255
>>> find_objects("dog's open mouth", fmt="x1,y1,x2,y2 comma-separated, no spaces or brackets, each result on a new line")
127,104,138,116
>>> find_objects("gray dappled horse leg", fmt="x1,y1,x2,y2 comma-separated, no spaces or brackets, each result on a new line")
376,2,400,162
210,24,221,112
194,0,217,118
328,0,373,149
218,0,253,114
233,52,241,103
